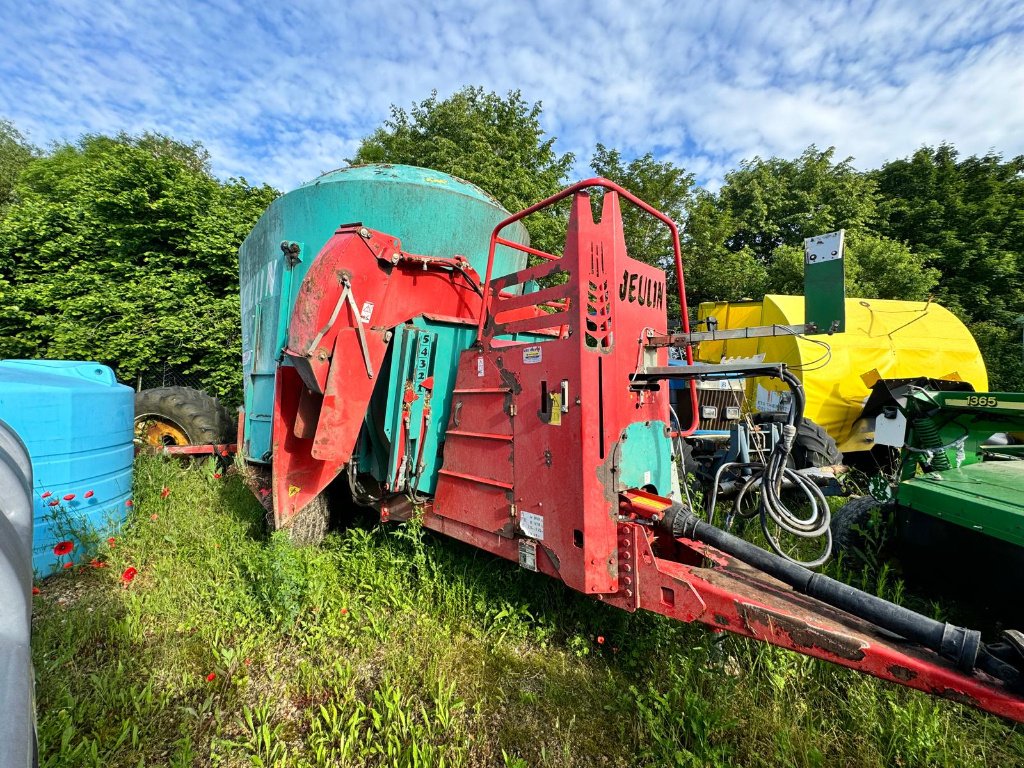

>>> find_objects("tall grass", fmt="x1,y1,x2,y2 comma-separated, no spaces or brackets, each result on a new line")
31,456,1024,766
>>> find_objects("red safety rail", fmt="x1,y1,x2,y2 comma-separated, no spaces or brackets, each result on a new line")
476,177,699,434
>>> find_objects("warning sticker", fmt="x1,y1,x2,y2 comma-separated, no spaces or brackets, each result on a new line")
359,301,374,323
523,346,542,365
756,384,791,414
477,356,485,377
518,539,538,571
520,510,544,540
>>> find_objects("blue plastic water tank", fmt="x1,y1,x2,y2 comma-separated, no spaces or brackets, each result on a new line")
0,361,134,575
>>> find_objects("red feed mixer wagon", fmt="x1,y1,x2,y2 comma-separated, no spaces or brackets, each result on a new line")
232,167,1024,722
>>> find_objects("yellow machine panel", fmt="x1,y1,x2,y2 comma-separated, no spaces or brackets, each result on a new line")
696,296,988,452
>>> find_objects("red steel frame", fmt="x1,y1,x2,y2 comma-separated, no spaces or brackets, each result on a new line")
476,178,700,438
265,179,1024,722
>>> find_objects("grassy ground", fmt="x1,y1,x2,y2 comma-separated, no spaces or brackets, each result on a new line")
31,456,1024,767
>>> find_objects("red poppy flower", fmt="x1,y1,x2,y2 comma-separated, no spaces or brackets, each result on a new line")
125,500,133,508
63,493,75,501
213,473,222,479
41,491,51,499
89,558,107,569
206,672,216,682
32,586,40,595
53,540,74,556
84,490,94,498
107,537,116,547
259,488,270,498
243,658,252,667
160,487,170,498
596,635,606,645
150,513,159,521
48,499,60,507
121,566,137,585
63,561,73,569
340,608,348,615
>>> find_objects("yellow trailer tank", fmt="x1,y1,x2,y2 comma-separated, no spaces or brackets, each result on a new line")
696,295,988,453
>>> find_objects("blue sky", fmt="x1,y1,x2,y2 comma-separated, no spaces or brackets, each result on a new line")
2,0,1023,192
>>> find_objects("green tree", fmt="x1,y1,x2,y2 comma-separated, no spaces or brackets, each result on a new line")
872,145,1024,388
589,144,694,268
767,233,938,300
0,119,36,214
684,146,938,313
352,87,574,253
718,146,878,262
589,144,696,317
0,132,277,403
680,190,769,310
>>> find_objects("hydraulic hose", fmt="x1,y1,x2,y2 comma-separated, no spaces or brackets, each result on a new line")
705,368,833,567
661,502,986,673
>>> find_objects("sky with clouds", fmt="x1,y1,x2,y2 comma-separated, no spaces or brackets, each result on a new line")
2,0,1023,192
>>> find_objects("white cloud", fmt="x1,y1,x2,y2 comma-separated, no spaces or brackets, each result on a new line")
1,0,1022,192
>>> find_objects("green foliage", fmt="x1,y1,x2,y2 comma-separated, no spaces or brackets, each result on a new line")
0,131,276,404
590,143,695,270
969,320,1024,392
687,146,936,310
768,233,938,301
2,103,1022,398
873,145,1024,389
0,118,36,213
717,146,878,261
590,144,696,316
682,190,769,306
352,87,574,254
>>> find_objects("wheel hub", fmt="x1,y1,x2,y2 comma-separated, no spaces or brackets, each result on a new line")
135,417,190,448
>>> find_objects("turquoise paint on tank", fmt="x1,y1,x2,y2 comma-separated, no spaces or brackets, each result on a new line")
617,421,674,497
372,319,481,495
0,361,134,575
356,317,560,496
239,164,530,464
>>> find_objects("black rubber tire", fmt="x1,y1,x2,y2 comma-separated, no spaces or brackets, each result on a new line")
830,495,881,556
754,413,842,469
677,438,698,476
134,386,233,445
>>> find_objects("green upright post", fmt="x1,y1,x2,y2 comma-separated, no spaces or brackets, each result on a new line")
804,230,846,334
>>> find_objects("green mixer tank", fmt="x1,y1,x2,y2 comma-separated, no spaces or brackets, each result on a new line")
238,164,530,465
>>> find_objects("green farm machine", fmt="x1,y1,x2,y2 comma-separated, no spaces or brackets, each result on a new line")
831,382,1024,603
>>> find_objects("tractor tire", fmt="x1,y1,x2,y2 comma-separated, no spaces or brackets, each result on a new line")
286,493,330,547
677,438,698,477
753,413,842,469
830,495,880,557
135,386,233,448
